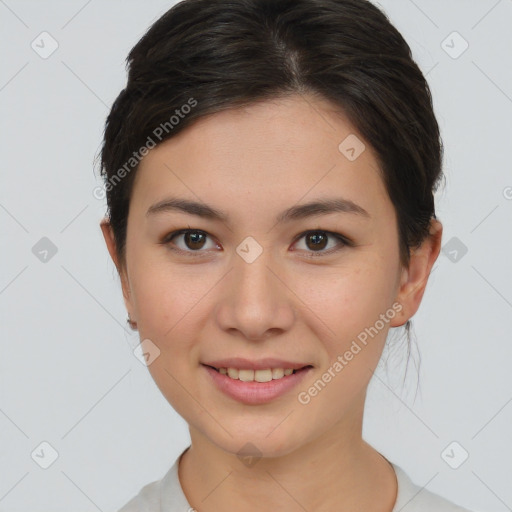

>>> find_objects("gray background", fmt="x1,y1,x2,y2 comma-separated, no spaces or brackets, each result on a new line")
1,0,511,510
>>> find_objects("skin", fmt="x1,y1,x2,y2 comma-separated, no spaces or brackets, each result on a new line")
101,93,442,512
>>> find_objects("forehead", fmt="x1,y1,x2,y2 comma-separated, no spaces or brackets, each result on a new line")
131,94,390,221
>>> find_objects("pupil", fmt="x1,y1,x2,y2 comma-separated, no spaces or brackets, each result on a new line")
307,232,327,250
185,232,205,250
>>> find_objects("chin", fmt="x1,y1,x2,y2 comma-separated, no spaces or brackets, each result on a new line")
201,423,307,461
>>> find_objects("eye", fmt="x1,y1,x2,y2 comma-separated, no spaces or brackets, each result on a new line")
292,230,351,257
160,228,351,258
161,228,220,255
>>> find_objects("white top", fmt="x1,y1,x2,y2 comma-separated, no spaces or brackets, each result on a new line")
117,447,475,512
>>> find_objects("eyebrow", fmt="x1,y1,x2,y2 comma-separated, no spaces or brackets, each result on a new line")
146,196,370,223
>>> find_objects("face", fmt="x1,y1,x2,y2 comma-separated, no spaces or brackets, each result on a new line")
102,94,441,458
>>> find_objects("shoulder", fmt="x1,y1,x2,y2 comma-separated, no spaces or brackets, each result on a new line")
392,463,476,512
116,452,191,512
116,476,162,512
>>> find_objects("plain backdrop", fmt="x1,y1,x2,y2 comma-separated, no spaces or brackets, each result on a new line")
1,0,511,511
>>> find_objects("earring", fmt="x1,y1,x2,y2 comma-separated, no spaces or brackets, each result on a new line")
127,314,138,330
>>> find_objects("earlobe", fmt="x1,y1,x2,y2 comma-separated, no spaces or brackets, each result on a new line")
390,219,443,328
389,266,409,327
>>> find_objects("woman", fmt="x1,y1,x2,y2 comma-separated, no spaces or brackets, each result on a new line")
99,0,476,510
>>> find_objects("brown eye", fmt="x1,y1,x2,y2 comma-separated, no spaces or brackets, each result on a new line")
162,229,219,254
304,232,328,251
183,231,207,250
292,230,350,257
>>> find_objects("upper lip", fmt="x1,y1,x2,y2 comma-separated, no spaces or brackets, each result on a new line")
202,358,312,371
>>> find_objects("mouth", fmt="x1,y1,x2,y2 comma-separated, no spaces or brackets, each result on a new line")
201,362,313,405
203,364,313,382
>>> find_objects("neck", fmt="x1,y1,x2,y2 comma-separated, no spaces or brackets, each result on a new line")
178,409,397,512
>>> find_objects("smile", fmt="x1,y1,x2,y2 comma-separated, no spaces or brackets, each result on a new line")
202,363,313,405
208,366,307,382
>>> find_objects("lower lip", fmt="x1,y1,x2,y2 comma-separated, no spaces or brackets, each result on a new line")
202,364,312,405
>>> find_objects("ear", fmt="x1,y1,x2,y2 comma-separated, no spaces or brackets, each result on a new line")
390,219,443,327
100,218,133,313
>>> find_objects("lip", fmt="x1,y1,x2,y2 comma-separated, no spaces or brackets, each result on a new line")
202,363,313,405
202,357,310,371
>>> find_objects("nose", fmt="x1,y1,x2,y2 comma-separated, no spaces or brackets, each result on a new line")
214,245,296,341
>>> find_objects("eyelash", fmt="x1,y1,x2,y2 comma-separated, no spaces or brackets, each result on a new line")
160,228,352,258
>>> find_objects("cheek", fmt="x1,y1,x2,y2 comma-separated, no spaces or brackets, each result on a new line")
129,246,211,338
295,265,395,418
294,262,397,344
129,262,211,415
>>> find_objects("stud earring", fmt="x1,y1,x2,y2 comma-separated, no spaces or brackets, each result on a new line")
127,314,138,330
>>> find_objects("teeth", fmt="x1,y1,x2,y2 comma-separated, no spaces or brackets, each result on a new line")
239,369,255,382
217,367,300,382
227,368,239,379
272,368,284,379
255,369,273,382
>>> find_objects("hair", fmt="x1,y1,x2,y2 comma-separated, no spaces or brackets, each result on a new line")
98,0,444,362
